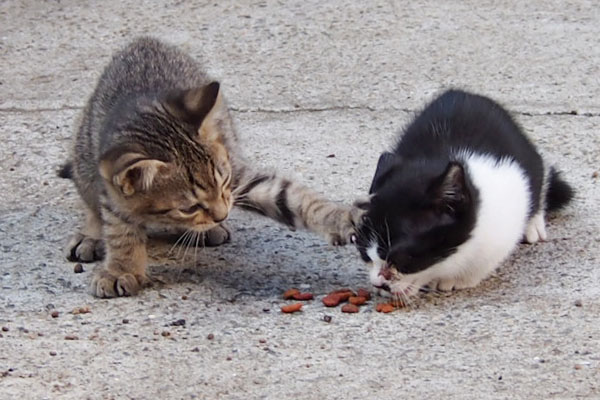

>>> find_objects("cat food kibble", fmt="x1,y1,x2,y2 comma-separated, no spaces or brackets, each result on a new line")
376,303,395,313
292,292,314,301
283,288,300,299
329,288,356,297
357,288,371,300
348,296,367,306
341,304,359,313
322,294,342,307
281,303,303,313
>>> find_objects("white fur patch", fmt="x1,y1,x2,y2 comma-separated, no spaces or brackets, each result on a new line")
525,211,547,243
367,243,385,287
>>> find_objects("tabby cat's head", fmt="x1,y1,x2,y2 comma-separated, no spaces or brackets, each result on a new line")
99,82,233,232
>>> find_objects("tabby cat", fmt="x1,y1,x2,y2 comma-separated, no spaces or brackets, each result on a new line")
60,37,357,298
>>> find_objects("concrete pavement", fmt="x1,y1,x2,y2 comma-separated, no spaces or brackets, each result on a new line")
0,1,599,399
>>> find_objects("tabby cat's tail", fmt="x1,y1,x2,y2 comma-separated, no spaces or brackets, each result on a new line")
57,161,73,179
545,167,574,212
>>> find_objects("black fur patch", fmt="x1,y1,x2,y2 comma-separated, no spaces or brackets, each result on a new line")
546,167,574,212
57,162,73,179
276,180,296,228
234,174,272,200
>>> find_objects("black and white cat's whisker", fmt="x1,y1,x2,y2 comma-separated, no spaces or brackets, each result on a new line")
383,217,392,253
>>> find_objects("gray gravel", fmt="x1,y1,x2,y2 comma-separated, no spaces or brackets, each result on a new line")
1,1,599,399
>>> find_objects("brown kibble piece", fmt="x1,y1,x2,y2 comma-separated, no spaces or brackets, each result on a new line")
281,303,303,313
357,288,371,300
592,171,599,179
349,296,367,306
329,288,356,297
72,306,91,315
376,303,395,313
207,333,215,340
283,288,300,299
341,304,359,313
73,263,84,273
322,294,342,307
64,335,78,340
51,311,59,318
336,292,354,302
292,292,314,301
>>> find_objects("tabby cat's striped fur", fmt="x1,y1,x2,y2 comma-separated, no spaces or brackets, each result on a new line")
61,37,357,298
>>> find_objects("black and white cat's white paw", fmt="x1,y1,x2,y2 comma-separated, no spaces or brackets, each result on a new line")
524,212,547,244
428,276,482,292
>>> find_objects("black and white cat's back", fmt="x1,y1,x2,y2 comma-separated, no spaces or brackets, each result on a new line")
356,89,573,297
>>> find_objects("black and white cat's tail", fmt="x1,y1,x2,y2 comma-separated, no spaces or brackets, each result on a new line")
545,167,574,212
57,161,73,179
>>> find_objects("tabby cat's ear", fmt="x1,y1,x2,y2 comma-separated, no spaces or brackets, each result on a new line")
369,152,400,194
100,150,170,196
167,82,227,143
431,162,468,207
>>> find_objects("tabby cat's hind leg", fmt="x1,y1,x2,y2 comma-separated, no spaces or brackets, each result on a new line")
66,207,105,262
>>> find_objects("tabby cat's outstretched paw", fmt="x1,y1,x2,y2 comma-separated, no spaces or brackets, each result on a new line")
326,206,364,246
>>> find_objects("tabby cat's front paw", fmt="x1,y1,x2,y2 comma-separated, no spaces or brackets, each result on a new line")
66,233,105,262
326,206,364,246
90,268,150,298
203,224,231,246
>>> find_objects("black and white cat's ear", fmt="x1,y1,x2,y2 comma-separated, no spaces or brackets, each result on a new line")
432,162,468,207
369,152,400,194
100,148,171,196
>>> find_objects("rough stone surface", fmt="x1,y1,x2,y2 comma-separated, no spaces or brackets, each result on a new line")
0,1,599,399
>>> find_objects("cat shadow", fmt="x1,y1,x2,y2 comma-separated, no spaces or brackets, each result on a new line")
145,235,368,301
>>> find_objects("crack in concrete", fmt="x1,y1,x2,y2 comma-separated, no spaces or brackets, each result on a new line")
0,105,83,113
0,105,599,118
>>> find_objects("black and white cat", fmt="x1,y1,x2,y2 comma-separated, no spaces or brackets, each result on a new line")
355,89,573,298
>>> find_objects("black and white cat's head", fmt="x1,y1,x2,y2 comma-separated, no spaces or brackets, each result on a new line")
355,152,478,297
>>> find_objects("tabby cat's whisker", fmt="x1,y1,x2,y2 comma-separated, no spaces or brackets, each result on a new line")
193,230,201,263
170,229,192,257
